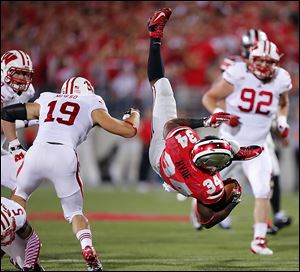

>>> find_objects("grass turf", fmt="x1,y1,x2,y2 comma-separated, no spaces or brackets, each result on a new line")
1,186,299,271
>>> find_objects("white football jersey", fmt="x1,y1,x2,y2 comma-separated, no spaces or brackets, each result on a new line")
219,62,292,146
1,81,35,150
33,92,108,148
1,197,26,232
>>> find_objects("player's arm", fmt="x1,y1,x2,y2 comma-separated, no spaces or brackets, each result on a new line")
92,108,140,138
1,103,40,142
163,111,236,139
202,78,234,114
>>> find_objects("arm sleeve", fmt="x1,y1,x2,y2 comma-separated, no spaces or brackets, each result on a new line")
1,103,27,122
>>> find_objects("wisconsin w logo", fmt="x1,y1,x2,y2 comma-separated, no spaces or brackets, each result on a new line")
1,52,17,65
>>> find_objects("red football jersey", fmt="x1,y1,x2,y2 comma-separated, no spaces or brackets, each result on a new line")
159,126,225,205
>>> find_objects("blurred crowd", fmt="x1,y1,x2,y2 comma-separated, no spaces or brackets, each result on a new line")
1,1,299,189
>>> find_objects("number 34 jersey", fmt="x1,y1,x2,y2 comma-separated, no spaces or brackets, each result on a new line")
159,126,224,205
220,62,292,146
34,92,108,149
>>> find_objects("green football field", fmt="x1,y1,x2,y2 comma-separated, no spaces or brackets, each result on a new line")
1,185,299,271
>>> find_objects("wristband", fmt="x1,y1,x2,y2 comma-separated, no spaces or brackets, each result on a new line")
213,107,224,114
9,138,21,148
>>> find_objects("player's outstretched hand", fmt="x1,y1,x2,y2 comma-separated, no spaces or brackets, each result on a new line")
204,112,237,128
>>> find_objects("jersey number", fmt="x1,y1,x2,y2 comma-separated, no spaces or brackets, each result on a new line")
203,176,223,195
238,88,273,115
44,101,80,126
175,130,198,148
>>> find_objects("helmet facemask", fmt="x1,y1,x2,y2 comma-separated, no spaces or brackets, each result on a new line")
5,67,34,93
191,137,233,175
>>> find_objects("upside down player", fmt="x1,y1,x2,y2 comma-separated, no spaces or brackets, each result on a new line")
146,8,264,229
202,37,292,255
1,197,44,271
1,76,140,271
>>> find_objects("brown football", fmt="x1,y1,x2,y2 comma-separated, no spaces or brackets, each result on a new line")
208,179,238,212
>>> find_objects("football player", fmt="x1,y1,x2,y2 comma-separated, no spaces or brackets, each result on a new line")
146,8,263,229
202,37,292,255
1,197,44,271
1,50,38,192
1,76,140,271
221,29,292,233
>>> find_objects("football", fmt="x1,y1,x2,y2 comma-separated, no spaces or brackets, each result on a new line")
209,179,240,212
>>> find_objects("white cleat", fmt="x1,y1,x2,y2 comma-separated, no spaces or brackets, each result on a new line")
251,237,273,255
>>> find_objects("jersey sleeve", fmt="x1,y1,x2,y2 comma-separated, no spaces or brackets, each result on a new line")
165,126,192,140
89,95,108,112
277,68,292,94
222,62,241,85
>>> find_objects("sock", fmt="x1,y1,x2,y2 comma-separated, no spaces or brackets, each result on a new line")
147,38,164,81
76,229,93,250
23,230,41,269
253,223,267,239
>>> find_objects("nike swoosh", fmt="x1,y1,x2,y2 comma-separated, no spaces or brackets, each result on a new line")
153,12,165,23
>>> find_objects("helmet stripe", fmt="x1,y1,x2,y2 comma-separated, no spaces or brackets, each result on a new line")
65,78,71,94
69,77,77,94
1,210,10,226
17,50,26,66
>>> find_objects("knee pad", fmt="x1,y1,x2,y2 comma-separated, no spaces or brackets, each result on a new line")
153,78,173,97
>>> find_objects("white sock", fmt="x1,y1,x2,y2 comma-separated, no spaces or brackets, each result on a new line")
253,223,267,239
76,229,93,250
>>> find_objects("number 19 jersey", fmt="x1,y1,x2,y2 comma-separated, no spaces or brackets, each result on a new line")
159,126,224,205
34,92,108,149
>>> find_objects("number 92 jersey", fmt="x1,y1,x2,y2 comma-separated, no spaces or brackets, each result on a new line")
159,127,224,205
33,92,108,149
220,61,292,146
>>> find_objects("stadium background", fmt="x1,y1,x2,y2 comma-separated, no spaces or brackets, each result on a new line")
1,1,299,271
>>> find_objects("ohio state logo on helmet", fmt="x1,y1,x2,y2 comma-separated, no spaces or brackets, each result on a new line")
61,77,95,95
248,40,282,80
1,50,34,93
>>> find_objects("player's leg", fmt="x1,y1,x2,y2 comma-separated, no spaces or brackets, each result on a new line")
242,147,273,255
147,8,175,174
1,153,17,191
53,145,103,271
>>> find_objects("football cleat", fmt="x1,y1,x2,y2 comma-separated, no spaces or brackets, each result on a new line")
147,8,172,39
232,145,263,161
82,245,103,271
22,263,45,271
251,237,273,255
274,211,292,229
267,224,278,235
9,257,22,270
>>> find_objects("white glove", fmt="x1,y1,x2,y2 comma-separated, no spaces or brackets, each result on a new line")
8,139,26,174
122,108,140,129
277,116,289,138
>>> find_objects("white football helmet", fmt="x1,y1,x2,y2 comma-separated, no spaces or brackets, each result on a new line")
61,77,95,95
248,40,282,80
1,50,34,93
191,136,233,175
1,203,16,246
241,28,268,59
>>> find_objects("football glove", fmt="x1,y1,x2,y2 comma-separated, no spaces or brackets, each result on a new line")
204,112,235,128
8,139,26,173
276,115,289,138
226,115,241,127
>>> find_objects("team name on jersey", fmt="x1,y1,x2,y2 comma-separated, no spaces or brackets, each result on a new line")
55,94,78,99
175,160,192,179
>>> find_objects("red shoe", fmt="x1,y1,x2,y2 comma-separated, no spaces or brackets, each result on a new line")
232,145,263,161
147,8,172,39
82,246,103,271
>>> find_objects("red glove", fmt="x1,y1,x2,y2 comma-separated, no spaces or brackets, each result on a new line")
225,115,241,127
204,112,235,128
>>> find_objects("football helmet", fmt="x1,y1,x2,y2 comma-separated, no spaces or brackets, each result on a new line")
248,40,282,80
61,77,95,95
241,28,268,59
1,50,34,93
1,203,16,246
191,136,233,175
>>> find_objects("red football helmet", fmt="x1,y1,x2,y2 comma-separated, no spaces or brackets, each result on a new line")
1,203,16,246
191,136,233,175
1,50,34,93
248,40,282,80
